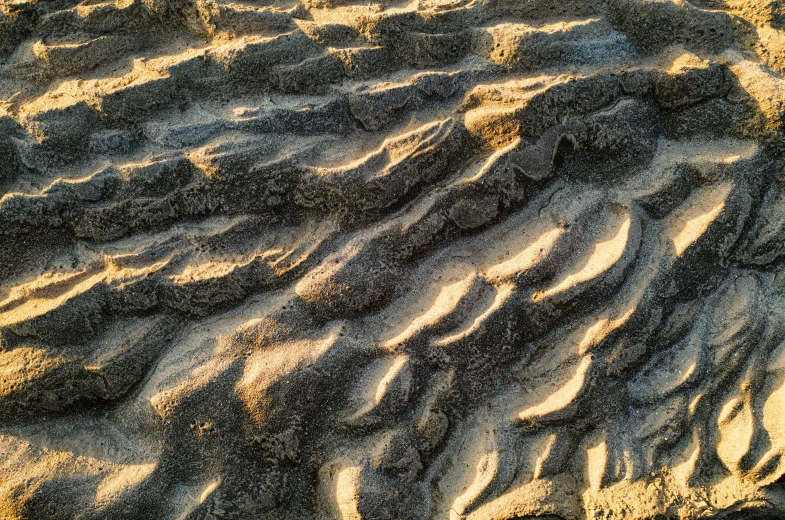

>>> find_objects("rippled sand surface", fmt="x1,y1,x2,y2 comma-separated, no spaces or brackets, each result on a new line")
2,0,785,518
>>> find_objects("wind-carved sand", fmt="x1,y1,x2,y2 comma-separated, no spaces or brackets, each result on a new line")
3,0,785,518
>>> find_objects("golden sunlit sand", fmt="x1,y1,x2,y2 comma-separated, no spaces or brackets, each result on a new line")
2,0,785,518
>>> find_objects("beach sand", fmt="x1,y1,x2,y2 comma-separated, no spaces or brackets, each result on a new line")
1,0,785,518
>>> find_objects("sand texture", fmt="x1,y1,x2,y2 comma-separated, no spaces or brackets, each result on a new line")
2,0,785,518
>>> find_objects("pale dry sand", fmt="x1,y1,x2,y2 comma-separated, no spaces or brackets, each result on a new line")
2,0,785,518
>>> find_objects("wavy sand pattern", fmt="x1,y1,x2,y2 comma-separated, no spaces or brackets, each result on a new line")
2,0,785,518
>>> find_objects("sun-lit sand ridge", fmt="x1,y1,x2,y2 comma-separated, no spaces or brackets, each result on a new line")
2,0,785,518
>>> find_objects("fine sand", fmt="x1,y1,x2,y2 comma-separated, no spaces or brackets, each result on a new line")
2,0,785,518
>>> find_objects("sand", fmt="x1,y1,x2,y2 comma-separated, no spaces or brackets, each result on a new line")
1,0,785,518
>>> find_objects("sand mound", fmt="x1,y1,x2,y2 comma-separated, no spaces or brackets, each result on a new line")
2,0,785,518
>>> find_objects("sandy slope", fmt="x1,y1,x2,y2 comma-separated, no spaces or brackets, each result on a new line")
2,0,785,518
